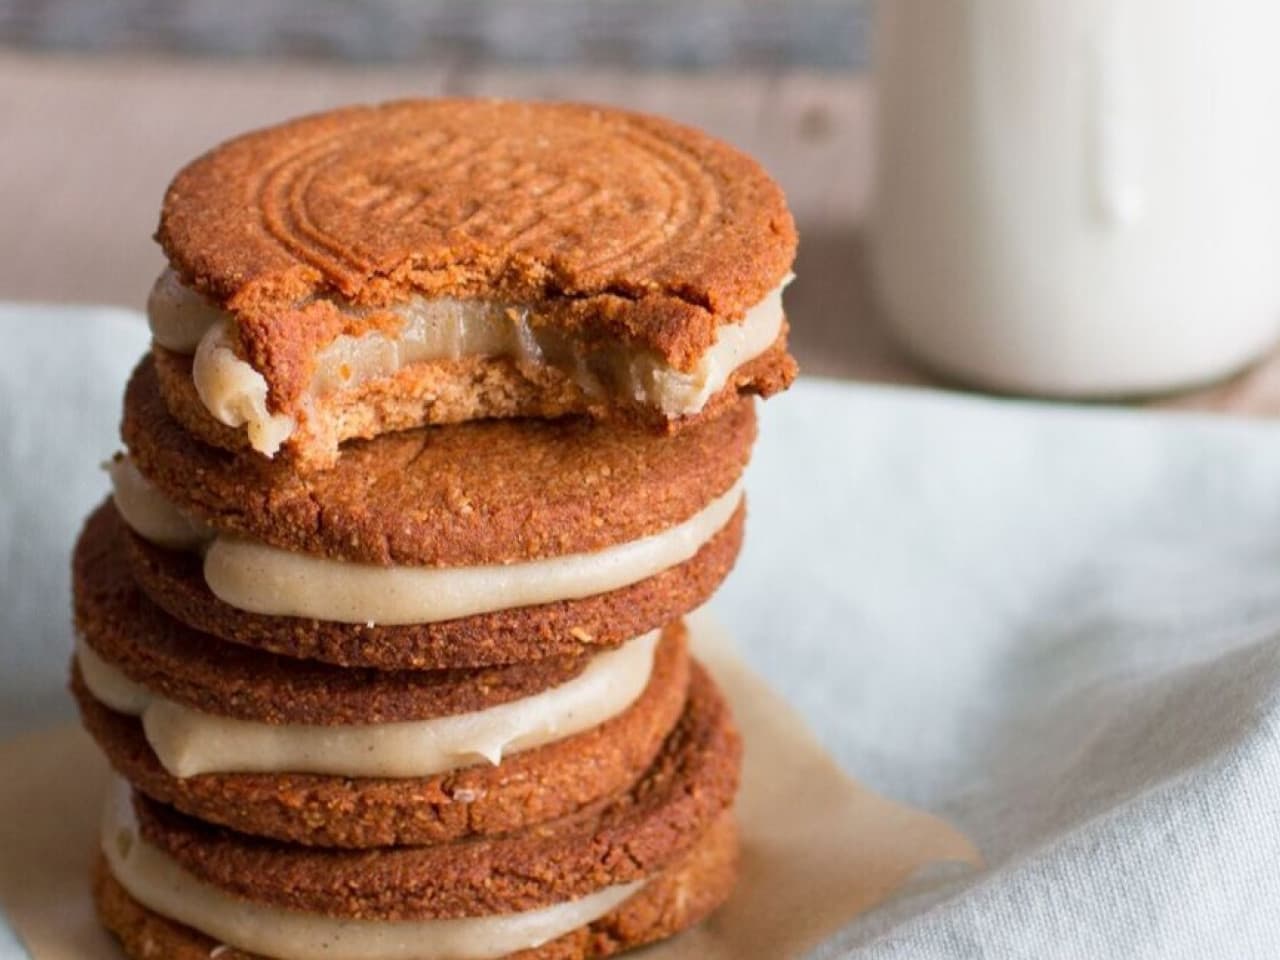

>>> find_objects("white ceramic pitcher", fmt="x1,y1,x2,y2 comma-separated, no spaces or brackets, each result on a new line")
871,0,1280,395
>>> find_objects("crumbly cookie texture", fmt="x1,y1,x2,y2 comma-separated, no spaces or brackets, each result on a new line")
124,354,756,566
130,664,739,920
71,624,689,848
158,99,796,369
153,98,795,465
76,505,612,723
150,333,794,466
94,812,738,960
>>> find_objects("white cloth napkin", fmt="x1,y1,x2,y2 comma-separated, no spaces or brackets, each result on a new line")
5,307,1280,958
722,381,1280,959
0,309,150,737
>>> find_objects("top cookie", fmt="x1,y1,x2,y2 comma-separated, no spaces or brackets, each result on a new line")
151,99,797,467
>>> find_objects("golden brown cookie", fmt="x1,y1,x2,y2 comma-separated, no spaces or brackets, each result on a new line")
71,623,689,848
117,357,749,668
124,355,755,566
152,98,797,464
129,664,738,919
94,812,738,960
124,501,742,669
76,504,604,723
150,335,795,468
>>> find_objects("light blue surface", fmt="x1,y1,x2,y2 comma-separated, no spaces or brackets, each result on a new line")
0,308,150,739
0,914,29,960
0,308,146,956
7,308,1280,956
712,380,1280,957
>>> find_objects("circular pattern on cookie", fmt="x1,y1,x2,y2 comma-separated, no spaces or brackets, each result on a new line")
158,99,796,360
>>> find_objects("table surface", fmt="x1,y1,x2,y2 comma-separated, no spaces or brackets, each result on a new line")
3,50,1279,414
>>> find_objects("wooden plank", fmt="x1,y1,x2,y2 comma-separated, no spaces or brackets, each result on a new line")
0,1,870,69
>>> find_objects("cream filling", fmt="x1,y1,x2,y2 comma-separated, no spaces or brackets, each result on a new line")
192,319,298,456
76,630,658,778
147,269,224,352
148,268,788,455
109,454,743,626
106,457,213,550
102,777,644,960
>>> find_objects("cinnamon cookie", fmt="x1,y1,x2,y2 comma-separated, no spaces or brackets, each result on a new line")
115,358,751,667
121,665,737,918
149,98,797,465
72,626,689,848
94,813,738,960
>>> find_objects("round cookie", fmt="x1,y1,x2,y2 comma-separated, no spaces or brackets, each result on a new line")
161,100,793,323
94,813,738,960
76,504,598,724
120,357,749,669
130,664,739,919
153,98,796,464
125,503,742,669
124,355,755,566
72,624,691,848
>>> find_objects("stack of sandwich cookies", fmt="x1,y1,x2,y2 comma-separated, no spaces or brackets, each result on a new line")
71,98,796,960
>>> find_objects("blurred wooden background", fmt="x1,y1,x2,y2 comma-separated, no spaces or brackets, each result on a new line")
0,49,910,385
0,0,869,67
2,3,1278,409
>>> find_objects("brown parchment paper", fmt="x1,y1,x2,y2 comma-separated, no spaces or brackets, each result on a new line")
0,618,979,959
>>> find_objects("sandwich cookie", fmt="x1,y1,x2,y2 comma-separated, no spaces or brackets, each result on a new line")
94,665,740,960
119,356,753,669
150,98,797,465
95,815,738,960
73,504,691,847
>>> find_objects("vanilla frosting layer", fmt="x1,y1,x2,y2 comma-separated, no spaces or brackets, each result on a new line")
192,319,298,456
107,457,212,550
77,630,658,778
147,270,224,352
102,778,643,960
148,268,788,455
110,454,743,625
204,480,741,624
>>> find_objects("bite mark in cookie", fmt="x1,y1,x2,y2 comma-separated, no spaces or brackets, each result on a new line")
152,98,797,463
